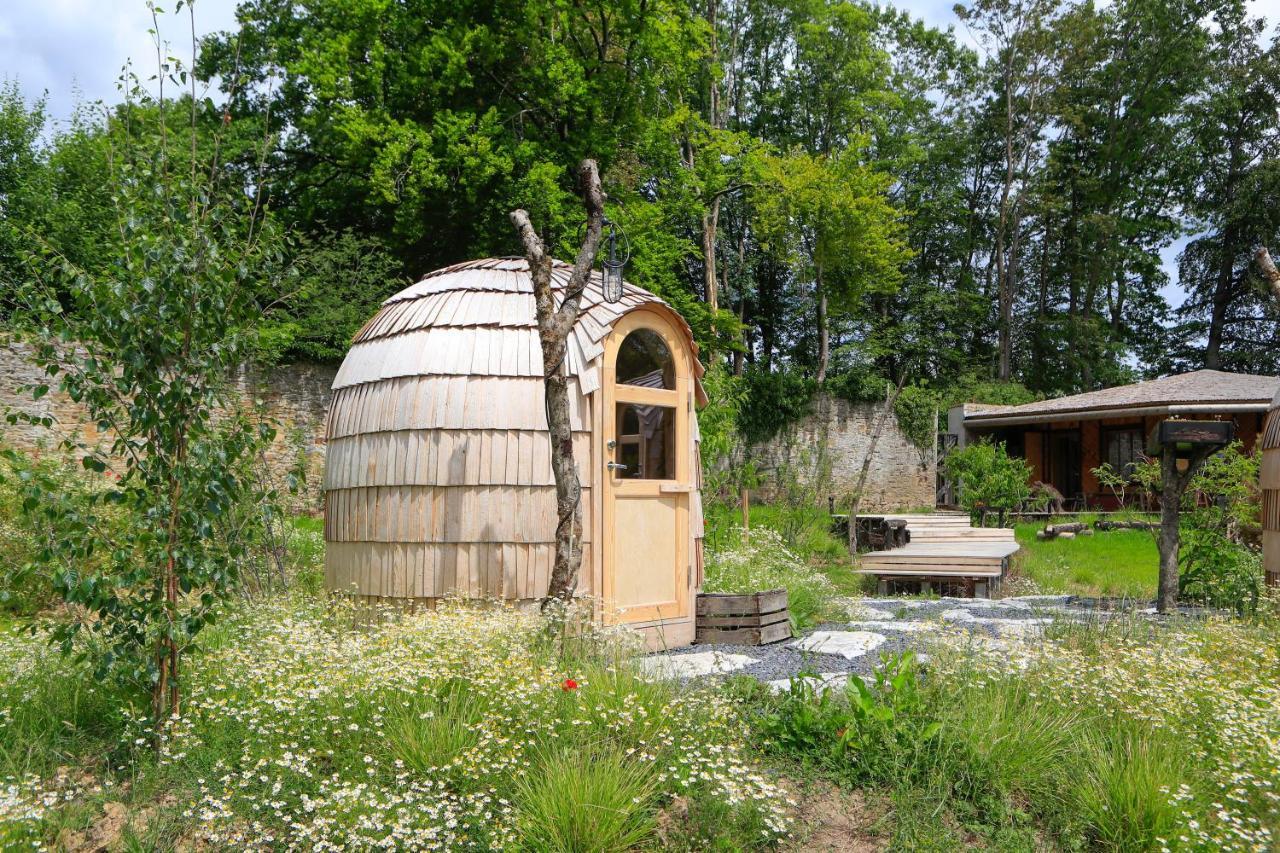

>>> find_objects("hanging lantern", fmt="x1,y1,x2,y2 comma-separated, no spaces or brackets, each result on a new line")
600,217,629,304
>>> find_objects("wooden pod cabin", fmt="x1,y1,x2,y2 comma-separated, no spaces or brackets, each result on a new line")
323,257,708,648
1265,389,1280,587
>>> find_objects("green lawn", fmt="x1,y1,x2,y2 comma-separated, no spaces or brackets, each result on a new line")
703,504,1164,601
1010,517,1158,599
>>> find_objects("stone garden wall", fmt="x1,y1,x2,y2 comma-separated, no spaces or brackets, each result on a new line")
748,394,936,512
0,340,335,514
1,343,936,516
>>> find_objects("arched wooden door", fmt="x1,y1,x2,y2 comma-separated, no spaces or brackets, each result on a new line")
601,309,693,625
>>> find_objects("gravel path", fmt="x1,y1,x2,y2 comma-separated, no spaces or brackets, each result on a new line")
641,595,1182,688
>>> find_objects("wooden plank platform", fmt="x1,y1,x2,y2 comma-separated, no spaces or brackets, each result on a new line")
854,515,1021,596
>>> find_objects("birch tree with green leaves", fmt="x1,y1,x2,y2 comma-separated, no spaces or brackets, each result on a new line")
4,5,283,730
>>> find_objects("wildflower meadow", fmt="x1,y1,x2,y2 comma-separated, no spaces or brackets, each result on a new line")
0,598,793,850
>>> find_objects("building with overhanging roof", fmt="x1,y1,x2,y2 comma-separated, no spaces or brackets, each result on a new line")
946,369,1279,509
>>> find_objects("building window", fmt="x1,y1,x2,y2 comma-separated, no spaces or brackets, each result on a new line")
616,328,675,389
1104,427,1145,475
615,403,675,479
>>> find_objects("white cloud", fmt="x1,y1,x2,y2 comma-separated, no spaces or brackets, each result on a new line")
0,0,239,129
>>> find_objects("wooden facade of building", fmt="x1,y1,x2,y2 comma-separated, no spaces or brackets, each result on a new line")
948,370,1278,510
324,257,708,648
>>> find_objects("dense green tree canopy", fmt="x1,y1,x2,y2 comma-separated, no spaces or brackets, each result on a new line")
2,0,1277,420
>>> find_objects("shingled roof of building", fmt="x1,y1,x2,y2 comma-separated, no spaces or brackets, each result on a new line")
964,369,1279,425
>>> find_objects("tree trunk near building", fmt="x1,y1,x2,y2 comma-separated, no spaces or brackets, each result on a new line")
847,375,909,551
815,258,829,384
510,160,607,608
1155,444,1218,613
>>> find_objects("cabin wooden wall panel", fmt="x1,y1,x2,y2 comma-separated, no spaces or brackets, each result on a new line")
327,376,592,437
325,540,584,600
325,484,594,543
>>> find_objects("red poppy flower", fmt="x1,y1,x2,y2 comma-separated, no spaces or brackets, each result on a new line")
561,678,578,691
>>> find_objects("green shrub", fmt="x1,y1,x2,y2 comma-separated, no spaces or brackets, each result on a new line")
697,364,757,501
1180,443,1263,613
0,447,124,616
737,368,816,445
1179,528,1263,614
760,652,940,785
825,369,886,403
892,382,942,452
942,440,1031,522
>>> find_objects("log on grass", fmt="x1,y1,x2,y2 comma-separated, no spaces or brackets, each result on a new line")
1038,522,1090,540
1093,520,1160,532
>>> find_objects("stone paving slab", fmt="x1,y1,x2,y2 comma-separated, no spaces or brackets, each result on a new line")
791,630,887,660
638,650,758,679
642,594,1171,685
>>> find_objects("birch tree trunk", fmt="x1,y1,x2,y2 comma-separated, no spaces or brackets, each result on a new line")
1256,246,1280,303
510,160,607,607
703,195,721,313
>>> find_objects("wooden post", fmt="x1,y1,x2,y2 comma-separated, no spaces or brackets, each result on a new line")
1257,249,1280,587
1264,398,1280,587
740,487,750,543
1154,444,1218,612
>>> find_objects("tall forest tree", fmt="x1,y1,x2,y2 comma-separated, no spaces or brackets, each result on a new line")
1170,1,1280,373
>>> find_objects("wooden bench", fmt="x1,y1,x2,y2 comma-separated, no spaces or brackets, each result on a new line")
854,514,1019,598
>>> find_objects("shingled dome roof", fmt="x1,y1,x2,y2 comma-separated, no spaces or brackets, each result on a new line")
332,257,706,402
323,257,706,606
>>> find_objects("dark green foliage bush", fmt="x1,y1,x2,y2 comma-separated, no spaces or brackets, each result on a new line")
256,231,406,364
737,367,816,444
892,382,942,451
825,369,887,403
1179,442,1263,613
943,377,1040,409
0,448,122,616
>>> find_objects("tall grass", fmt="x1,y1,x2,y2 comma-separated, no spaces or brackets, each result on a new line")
516,748,659,852
703,527,842,627
756,611,1280,849
0,598,793,848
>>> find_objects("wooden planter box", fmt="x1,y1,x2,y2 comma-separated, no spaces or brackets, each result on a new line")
695,589,792,646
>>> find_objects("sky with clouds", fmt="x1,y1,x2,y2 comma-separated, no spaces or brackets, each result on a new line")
3,0,1280,309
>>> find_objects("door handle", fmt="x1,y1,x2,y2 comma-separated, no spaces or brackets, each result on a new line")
607,462,628,472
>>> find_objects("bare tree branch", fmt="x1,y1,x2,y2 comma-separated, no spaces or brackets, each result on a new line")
509,159,607,607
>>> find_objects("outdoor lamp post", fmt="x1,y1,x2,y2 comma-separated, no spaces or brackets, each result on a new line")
600,217,629,304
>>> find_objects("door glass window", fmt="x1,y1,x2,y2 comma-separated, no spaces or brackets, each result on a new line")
615,403,676,479
616,328,675,389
